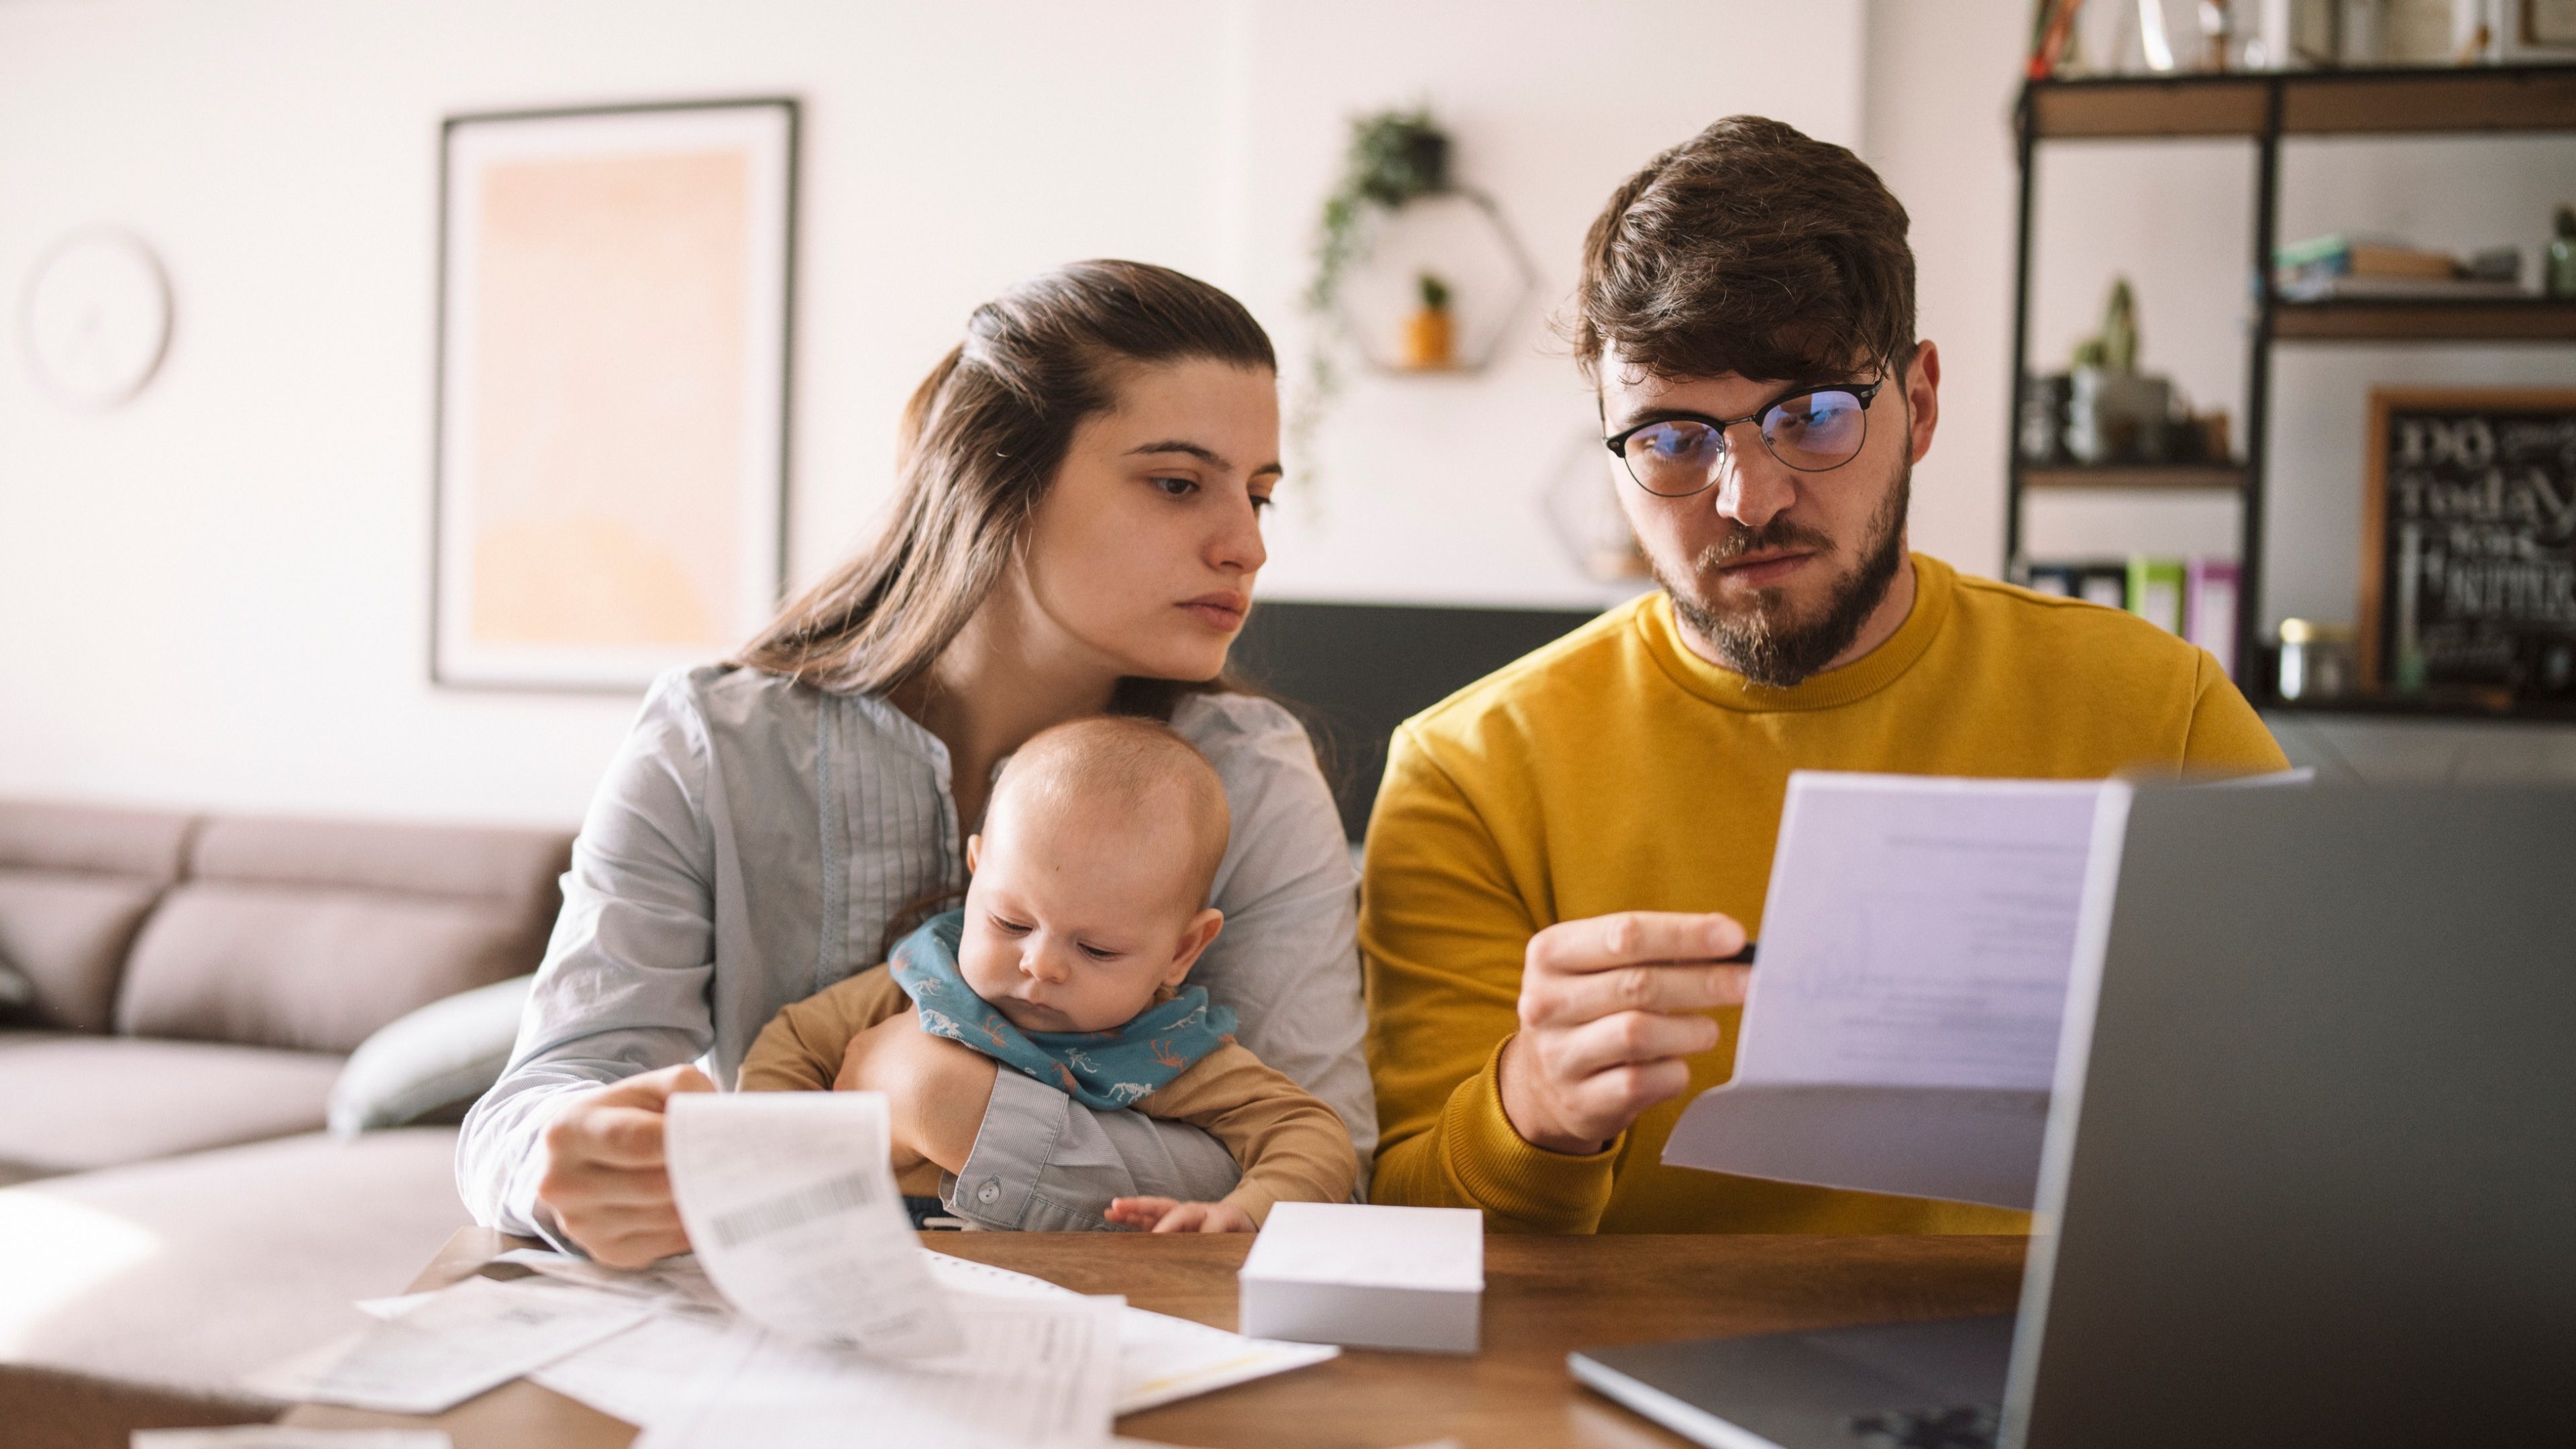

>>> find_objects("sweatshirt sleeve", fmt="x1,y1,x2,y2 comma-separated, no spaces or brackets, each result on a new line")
737,967,908,1092
1138,1043,1360,1225
1360,724,1619,1234
2182,649,2292,773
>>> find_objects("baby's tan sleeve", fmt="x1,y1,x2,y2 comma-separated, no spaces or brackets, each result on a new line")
737,965,910,1092
1138,1044,1360,1226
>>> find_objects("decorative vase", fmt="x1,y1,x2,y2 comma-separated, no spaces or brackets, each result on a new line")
1400,305,1455,370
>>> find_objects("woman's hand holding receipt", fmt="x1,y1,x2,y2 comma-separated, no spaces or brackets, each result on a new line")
537,1063,714,1267
1497,912,1751,1156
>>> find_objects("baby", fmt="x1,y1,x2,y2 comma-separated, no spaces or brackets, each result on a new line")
739,714,1358,1232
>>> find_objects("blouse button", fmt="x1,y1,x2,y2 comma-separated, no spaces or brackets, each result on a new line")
975,1179,1001,1205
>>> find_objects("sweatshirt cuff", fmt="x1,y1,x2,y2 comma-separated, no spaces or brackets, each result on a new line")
1221,1181,1282,1227
1440,1036,1619,1233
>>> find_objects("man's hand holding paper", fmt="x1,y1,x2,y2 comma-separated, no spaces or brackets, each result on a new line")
1499,911,1752,1155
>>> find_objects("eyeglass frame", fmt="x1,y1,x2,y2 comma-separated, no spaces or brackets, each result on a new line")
1601,370,1893,498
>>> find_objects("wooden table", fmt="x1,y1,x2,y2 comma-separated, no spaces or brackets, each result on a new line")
288,1229,2026,1449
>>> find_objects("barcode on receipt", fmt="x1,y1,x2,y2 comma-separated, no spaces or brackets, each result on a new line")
706,1170,879,1248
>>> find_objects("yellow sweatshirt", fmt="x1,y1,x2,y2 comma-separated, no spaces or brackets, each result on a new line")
1362,555,2288,1234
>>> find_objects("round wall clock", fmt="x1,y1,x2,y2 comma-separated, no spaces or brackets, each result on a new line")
19,229,173,408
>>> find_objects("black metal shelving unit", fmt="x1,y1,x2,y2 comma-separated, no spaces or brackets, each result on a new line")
2004,62,2576,721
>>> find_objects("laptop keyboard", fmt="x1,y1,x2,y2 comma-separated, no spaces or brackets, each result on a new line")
1844,1403,2000,1449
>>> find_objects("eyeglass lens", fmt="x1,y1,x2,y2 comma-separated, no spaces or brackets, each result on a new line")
1620,388,1870,496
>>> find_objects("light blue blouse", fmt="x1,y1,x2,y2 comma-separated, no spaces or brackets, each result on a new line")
457,665,1373,1238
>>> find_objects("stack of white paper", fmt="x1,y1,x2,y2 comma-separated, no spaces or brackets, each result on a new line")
1238,1203,1483,1354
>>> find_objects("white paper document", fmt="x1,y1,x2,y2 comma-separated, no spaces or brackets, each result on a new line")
488,1246,729,1313
243,1276,650,1414
1662,771,2112,1208
631,1292,1124,1449
135,1423,453,1433
664,1090,961,1356
1111,1307,1340,1414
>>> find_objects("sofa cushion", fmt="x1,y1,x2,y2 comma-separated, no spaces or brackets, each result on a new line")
113,816,572,1055
0,802,195,1036
0,875,166,1034
0,1128,468,1401
328,973,534,1136
0,801,195,881
118,887,543,1055
0,1031,343,1179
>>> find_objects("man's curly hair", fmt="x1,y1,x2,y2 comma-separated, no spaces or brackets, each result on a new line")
1571,115,1915,388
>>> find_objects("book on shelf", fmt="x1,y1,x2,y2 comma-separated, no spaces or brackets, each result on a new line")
2186,558,2240,676
2020,557,2238,667
2021,559,2129,610
2126,557,2186,636
2276,274,2529,303
2274,234,2461,280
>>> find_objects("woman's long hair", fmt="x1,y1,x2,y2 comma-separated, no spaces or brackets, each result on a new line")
734,260,1277,715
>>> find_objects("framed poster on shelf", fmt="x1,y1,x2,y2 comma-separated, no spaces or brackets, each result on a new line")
2359,388,2576,704
432,97,797,690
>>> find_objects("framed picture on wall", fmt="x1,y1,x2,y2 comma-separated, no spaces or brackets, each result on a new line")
2359,388,2576,704
432,98,797,690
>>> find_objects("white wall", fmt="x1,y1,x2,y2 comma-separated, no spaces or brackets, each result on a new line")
8,0,2557,825
0,0,1866,824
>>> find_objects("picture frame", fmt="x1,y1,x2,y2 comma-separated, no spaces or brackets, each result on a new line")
431,97,797,691
2358,387,2576,704
2522,0,2576,47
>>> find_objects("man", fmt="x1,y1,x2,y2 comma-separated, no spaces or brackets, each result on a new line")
1362,116,2286,1234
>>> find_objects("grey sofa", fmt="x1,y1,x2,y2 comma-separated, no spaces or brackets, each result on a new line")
0,798,572,1448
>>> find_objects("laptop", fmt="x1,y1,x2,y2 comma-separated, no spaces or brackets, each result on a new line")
1572,783,2576,1449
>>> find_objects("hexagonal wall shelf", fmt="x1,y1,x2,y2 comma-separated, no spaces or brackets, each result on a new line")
1326,189,1540,377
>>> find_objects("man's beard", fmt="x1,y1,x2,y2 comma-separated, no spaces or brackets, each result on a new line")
1655,461,1911,689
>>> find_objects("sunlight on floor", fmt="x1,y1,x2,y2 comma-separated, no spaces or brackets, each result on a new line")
0,1191,161,1354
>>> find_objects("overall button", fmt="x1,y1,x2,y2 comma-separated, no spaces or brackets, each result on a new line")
975,1179,1001,1205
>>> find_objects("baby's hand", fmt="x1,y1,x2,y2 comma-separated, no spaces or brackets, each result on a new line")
1105,1196,1257,1234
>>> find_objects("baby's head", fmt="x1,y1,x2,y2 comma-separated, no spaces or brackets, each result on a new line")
959,716,1230,1034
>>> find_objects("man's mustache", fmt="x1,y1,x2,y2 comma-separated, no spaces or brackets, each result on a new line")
1695,520,1838,568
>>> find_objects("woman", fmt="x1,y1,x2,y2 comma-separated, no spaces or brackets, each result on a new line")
458,261,1370,1266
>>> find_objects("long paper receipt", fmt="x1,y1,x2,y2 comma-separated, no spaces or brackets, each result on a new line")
665,1091,961,1356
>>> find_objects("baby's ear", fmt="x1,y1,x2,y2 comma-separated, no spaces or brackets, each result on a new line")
1166,908,1226,986
965,834,983,872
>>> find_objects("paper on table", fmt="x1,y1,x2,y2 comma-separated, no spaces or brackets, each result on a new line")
530,1309,763,1431
242,1276,649,1415
488,1247,729,1313
923,1251,1073,1300
1662,772,2110,1209
134,1423,453,1433
631,1292,1124,1449
1112,1307,1338,1415
664,1091,961,1356
916,1250,1338,1413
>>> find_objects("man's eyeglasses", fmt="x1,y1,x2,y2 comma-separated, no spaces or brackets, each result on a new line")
1603,374,1889,498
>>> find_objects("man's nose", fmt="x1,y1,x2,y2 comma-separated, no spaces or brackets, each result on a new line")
1712,432,1798,532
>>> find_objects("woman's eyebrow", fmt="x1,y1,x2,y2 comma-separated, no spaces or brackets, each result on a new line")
1126,440,1226,466
1126,439,1283,480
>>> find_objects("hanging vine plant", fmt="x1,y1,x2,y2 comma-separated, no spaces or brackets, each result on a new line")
1291,107,1454,468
